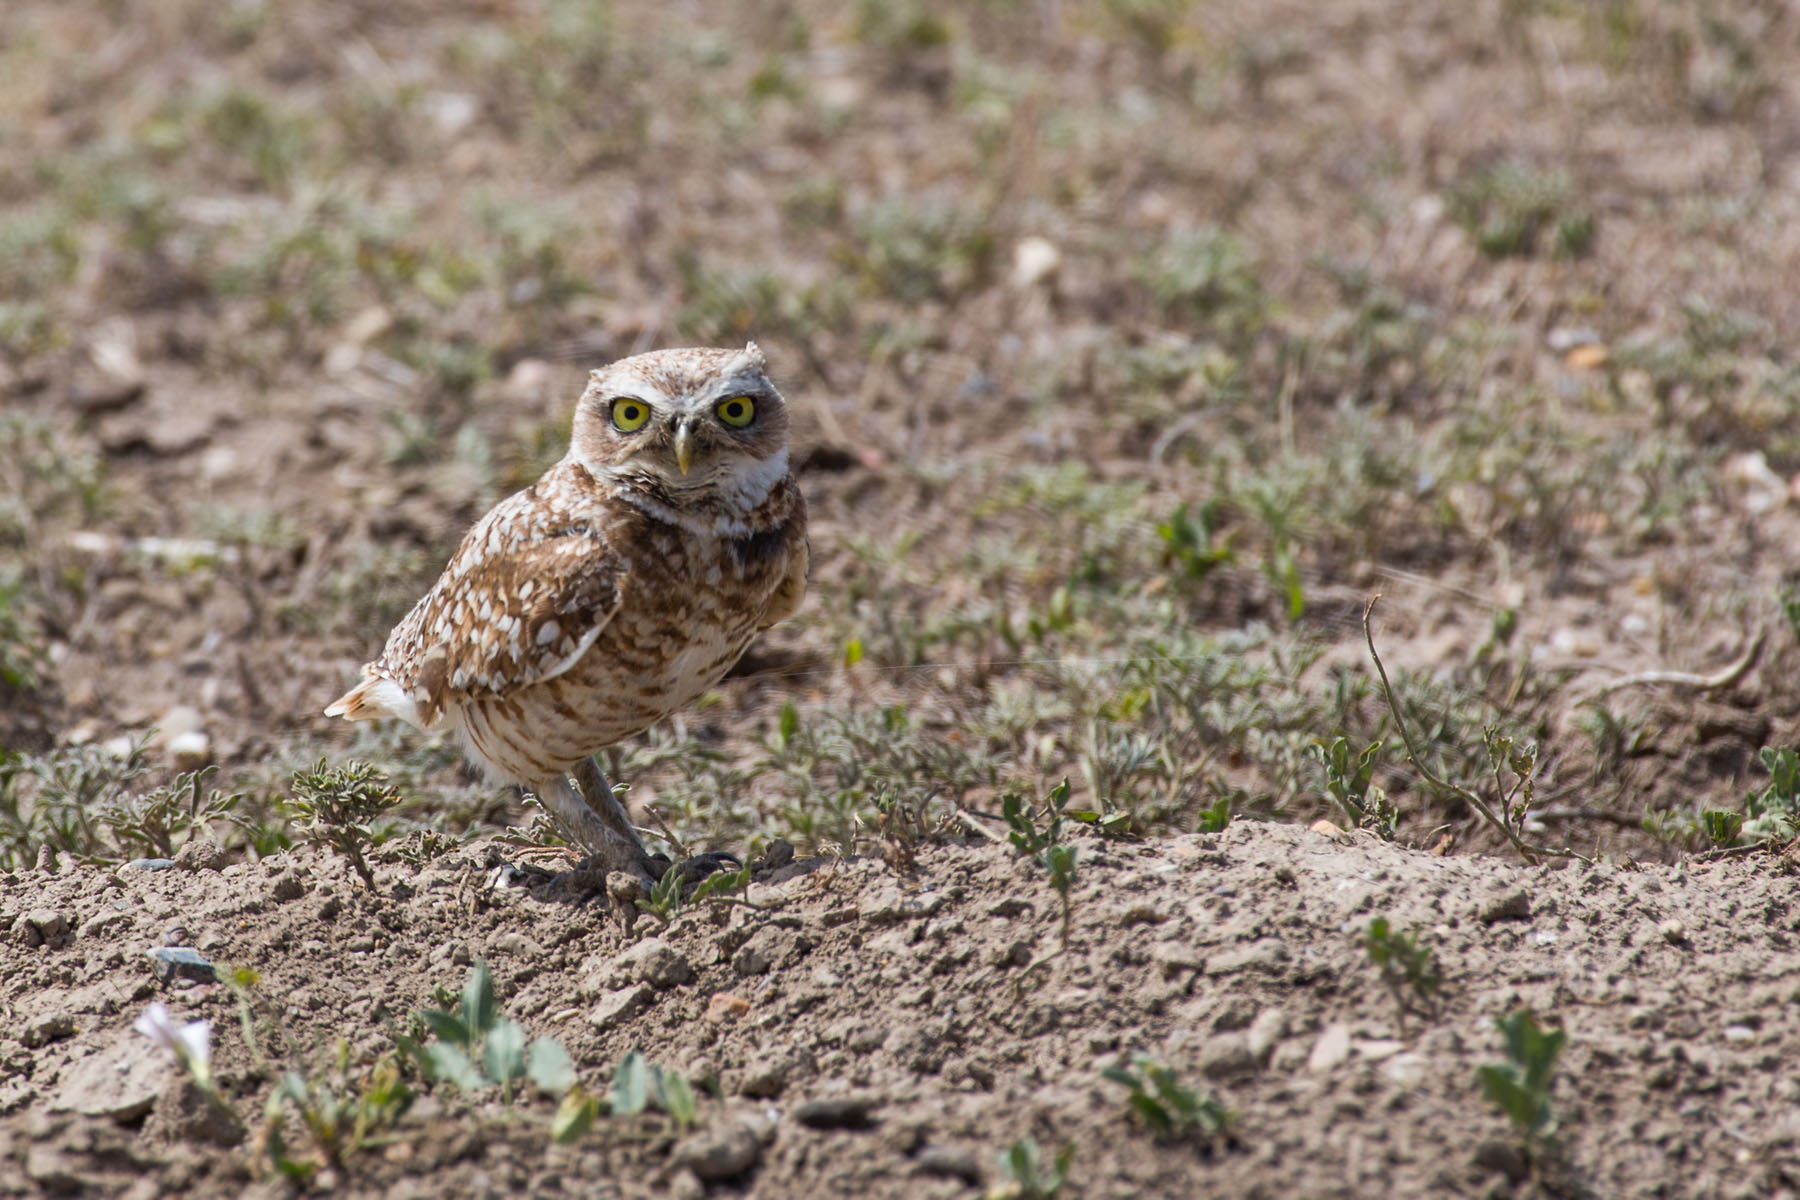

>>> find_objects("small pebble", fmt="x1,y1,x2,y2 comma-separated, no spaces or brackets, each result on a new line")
793,1094,882,1130
1307,1023,1353,1072
126,858,177,872
149,947,217,984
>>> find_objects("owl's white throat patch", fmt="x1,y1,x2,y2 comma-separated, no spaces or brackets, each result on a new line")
609,447,789,537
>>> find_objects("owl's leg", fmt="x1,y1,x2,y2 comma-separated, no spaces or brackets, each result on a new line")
571,755,653,857
537,774,655,880
574,755,742,887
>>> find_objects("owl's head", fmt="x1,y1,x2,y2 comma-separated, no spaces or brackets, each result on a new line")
569,343,791,516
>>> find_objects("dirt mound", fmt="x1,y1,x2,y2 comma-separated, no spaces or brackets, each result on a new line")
2,823,1794,1197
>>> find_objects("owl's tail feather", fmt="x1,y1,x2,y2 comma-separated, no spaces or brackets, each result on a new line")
324,673,422,726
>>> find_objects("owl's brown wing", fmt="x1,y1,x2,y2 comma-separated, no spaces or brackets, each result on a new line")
758,529,809,630
328,487,627,727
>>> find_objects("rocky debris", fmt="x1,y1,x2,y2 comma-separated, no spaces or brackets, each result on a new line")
269,871,306,902
52,1037,166,1121
173,837,228,872
21,1015,75,1049
590,984,654,1032
861,887,948,925
16,910,73,949
616,937,694,988
672,1108,772,1182
730,924,809,976
914,1145,983,1185
1197,1033,1259,1080
125,858,177,872
1307,1023,1353,1072
706,993,752,1022
1474,888,1531,923
793,1093,882,1130
738,1046,815,1099
148,947,216,984
1246,1008,1289,1065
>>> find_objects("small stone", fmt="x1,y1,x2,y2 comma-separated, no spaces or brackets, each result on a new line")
1010,236,1062,288
164,730,212,771
24,909,72,949
1476,890,1532,923
270,872,306,902
620,937,693,987
988,940,1032,968
673,1116,764,1181
739,1047,814,1099
915,1145,983,1185
173,836,228,872
1353,1038,1406,1062
667,1168,706,1200
1246,1007,1288,1063
126,858,177,872
53,1038,165,1120
1659,919,1686,944
706,992,752,1022
491,931,543,957
590,984,654,1032
793,1094,882,1130
1473,1139,1529,1183
149,947,217,984
1197,1032,1258,1080
152,706,205,744
1307,1023,1353,1072
22,1014,75,1048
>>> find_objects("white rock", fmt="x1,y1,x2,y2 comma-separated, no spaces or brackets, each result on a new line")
1307,1022,1352,1072
165,730,212,771
1011,236,1062,289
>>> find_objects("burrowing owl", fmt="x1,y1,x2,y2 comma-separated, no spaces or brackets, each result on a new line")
325,343,808,879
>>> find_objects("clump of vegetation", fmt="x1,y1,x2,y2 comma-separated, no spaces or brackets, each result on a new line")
402,962,577,1108
1313,737,1398,840
1476,1009,1567,1160
992,1137,1075,1200
635,858,753,924
287,759,405,890
1445,162,1596,259
1362,916,1442,1028
1003,778,1080,946
1102,1052,1234,1144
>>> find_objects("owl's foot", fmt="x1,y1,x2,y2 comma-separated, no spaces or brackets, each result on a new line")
647,850,744,890
537,775,659,881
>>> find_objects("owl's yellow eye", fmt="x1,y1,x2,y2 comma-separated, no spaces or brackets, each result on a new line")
610,399,650,432
716,396,756,428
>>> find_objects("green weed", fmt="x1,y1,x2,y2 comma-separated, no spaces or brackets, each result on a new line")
1313,737,1398,840
1102,1052,1234,1142
1476,1009,1566,1150
287,759,405,890
991,1137,1074,1200
1363,916,1442,1027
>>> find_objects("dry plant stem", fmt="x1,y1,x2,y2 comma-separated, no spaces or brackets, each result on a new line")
953,808,1007,844
1574,627,1765,704
1361,597,1588,867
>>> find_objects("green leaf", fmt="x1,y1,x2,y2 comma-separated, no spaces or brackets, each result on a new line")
611,1050,650,1116
1128,1091,1173,1135
778,700,799,744
420,1007,471,1048
462,962,497,1036
527,1037,577,1095
483,1018,527,1087
426,1042,487,1091
551,1088,600,1144
660,1069,697,1130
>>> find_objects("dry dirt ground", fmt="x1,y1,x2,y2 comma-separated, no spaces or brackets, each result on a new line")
5,0,1800,1196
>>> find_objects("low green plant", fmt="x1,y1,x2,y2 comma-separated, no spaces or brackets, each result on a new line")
0,739,152,869
1476,1009,1566,1154
404,962,576,1108
1194,794,1233,833
1004,779,1080,947
1102,1052,1233,1142
1313,737,1397,840
1362,916,1442,1027
287,759,404,890
991,1137,1074,1200
96,765,244,860
635,859,753,923
1157,501,1233,583
261,1047,413,1181
1741,746,1800,842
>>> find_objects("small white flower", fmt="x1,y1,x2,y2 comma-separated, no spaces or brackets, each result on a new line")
133,1001,212,1085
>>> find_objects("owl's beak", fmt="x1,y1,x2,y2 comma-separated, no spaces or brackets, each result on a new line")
673,422,695,476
